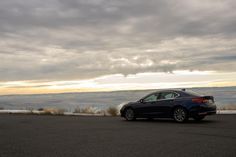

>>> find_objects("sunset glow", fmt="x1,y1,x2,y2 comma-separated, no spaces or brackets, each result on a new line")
1,71,236,95
0,0,236,95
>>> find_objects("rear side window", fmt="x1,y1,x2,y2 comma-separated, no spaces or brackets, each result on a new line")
159,92,179,100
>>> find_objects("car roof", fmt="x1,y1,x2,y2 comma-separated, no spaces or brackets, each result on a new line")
154,89,184,93
152,89,201,97
143,89,182,97
141,89,187,99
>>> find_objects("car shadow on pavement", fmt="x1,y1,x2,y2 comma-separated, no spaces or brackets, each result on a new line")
121,118,219,124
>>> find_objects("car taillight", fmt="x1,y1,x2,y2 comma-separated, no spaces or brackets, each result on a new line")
192,97,208,103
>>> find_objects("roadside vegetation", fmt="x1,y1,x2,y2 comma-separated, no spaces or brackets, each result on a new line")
1,104,236,116
73,106,119,116
25,107,34,114
40,108,67,115
73,106,98,114
218,104,236,110
106,106,118,116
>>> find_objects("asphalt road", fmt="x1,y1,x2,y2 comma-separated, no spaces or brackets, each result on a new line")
0,114,236,157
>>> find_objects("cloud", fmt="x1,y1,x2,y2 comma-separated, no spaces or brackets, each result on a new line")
0,0,236,82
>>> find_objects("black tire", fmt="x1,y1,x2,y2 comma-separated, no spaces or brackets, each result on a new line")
193,115,205,121
124,108,136,121
173,107,188,123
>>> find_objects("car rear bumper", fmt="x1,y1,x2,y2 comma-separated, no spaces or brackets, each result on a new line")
197,110,216,116
189,104,217,117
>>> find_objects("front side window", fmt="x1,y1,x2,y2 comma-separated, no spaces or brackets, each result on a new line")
159,92,178,100
143,94,159,102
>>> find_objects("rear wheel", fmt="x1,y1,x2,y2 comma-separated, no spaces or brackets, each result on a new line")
193,115,205,121
124,108,135,121
173,107,188,123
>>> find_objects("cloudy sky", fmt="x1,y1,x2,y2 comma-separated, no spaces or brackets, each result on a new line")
0,0,236,95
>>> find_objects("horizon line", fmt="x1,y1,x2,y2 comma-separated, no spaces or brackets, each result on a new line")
1,85,235,97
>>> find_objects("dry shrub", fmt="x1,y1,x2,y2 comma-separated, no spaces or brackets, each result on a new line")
96,110,106,115
42,108,66,115
42,109,53,115
56,108,67,115
25,107,34,113
80,106,96,114
38,108,44,111
74,106,97,114
74,106,81,113
218,104,236,110
107,107,118,116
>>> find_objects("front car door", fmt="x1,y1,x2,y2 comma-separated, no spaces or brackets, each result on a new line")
135,93,160,117
154,92,180,117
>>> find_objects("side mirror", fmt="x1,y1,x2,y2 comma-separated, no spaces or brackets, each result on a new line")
139,99,144,103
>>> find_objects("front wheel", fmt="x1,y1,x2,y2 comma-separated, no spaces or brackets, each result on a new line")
124,108,136,121
173,107,188,123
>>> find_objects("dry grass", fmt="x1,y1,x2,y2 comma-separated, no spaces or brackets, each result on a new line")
38,108,44,111
73,106,81,113
106,106,118,116
80,107,96,114
74,106,97,114
25,107,34,114
41,108,66,115
96,110,106,116
218,104,236,110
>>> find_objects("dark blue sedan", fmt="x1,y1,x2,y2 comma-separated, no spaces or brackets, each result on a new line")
120,89,216,122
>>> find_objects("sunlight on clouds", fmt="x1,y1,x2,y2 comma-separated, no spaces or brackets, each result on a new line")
0,0,235,94
173,70,215,75
1,71,236,95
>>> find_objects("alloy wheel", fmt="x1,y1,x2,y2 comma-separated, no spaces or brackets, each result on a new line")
125,109,135,121
173,108,188,122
